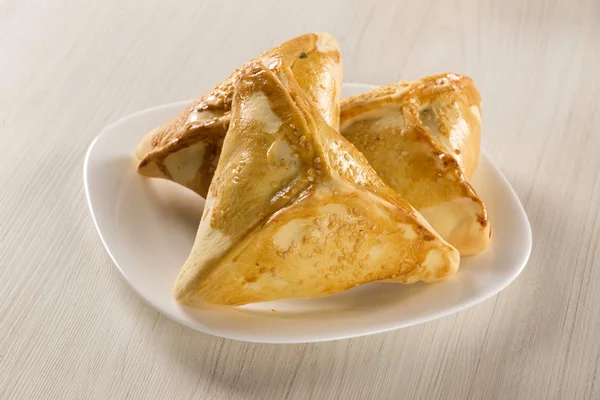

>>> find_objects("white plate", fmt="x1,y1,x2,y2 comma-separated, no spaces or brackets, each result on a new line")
84,83,532,343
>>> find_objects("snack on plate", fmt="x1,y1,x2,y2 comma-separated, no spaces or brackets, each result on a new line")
133,33,495,307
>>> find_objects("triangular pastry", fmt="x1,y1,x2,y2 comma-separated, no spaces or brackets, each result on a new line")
173,61,459,307
136,32,342,197
340,73,491,255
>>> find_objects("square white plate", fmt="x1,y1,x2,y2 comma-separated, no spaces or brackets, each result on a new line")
84,83,532,343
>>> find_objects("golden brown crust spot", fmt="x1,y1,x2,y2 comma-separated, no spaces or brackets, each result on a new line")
477,213,489,227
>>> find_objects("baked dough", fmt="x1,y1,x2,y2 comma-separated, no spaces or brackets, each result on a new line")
173,62,459,307
340,74,490,255
136,33,342,197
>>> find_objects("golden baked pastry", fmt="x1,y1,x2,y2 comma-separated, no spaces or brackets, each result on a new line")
173,61,459,307
136,32,342,197
340,74,491,255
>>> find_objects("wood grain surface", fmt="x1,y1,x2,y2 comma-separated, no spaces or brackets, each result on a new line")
1,1,599,399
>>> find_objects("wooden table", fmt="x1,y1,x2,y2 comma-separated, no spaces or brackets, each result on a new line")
2,1,599,398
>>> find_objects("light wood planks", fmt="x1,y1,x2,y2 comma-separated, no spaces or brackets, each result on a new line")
1,0,599,398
